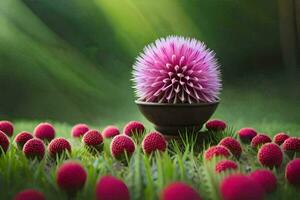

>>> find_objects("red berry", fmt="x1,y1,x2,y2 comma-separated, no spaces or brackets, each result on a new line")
0,130,9,153
102,126,120,138
258,143,283,168
285,158,300,186
123,121,145,136
110,135,135,160
56,161,87,194
249,169,276,193
205,119,227,131
82,130,103,153
204,145,231,160
220,174,264,200
273,132,289,145
219,137,242,158
160,182,202,200
215,160,238,173
251,134,272,148
71,124,89,138
13,189,45,200
34,123,55,142
142,132,167,155
0,120,14,137
282,137,300,158
96,175,130,200
237,128,257,143
23,138,45,160
14,131,33,150
48,137,71,158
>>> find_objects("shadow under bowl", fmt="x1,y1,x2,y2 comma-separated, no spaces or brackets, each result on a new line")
135,100,219,136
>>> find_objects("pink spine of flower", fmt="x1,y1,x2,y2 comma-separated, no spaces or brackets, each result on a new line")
133,36,221,104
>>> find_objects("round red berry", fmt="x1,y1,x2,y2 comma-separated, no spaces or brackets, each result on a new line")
110,135,135,160
205,119,227,131
71,123,89,138
0,120,14,137
48,137,71,158
204,145,231,160
285,158,300,186
56,161,87,194
219,137,242,158
13,189,45,200
249,169,277,192
215,160,238,173
273,132,289,145
23,138,45,160
251,134,272,148
102,126,120,138
142,132,167,155
237,128,257,143
96,175,130,200
82,130,103,153
282,137,300,158
0,130,9,153
14,131,33,150
220,174,264,200
257,143,283,168
160,182,202,200
34,123,55,142
123,121,145,136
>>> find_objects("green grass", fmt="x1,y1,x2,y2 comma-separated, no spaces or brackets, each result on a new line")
0,121,300,199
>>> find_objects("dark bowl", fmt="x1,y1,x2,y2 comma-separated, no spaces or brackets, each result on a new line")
135,100,219,135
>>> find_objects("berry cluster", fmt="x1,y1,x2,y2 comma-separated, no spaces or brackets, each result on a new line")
2,119,299,200
203,120,300,200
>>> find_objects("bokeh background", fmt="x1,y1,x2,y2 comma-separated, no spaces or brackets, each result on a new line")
0,0,299,129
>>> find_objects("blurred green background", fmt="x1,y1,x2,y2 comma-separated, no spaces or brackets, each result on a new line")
0,0,299,128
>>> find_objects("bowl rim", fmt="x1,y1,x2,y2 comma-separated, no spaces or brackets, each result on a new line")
135,100,220,107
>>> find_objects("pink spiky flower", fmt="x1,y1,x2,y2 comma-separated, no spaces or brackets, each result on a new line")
133,36,221,104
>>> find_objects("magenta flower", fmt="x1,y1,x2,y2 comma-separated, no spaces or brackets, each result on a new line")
133,36,221,104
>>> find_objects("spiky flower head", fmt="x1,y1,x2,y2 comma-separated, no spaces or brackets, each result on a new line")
133,36,221,104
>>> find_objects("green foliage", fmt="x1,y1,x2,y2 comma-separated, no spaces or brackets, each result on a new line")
0,121,300,199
